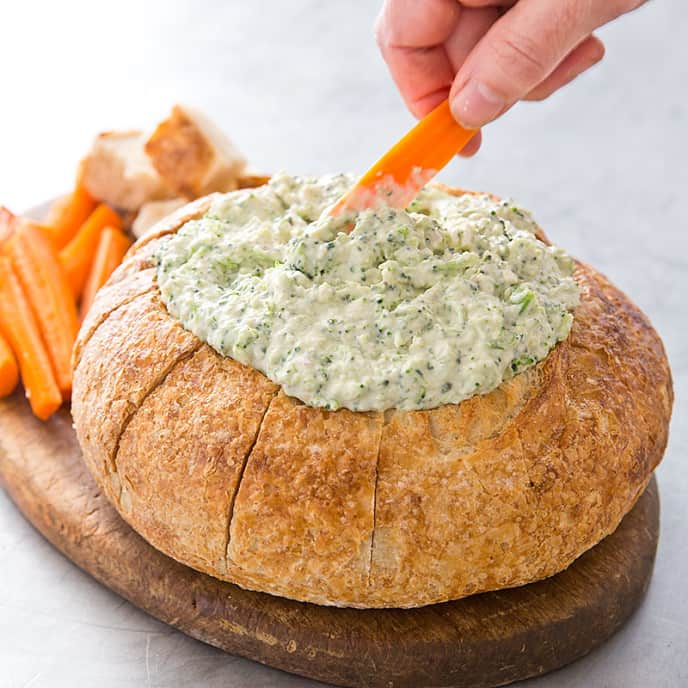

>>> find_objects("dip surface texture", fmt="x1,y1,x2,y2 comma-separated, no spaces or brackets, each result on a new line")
156,173,580,411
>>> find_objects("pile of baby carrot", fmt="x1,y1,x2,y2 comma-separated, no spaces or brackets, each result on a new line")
0,187,131,420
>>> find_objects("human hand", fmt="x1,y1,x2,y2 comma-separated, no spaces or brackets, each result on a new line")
376,0,647,155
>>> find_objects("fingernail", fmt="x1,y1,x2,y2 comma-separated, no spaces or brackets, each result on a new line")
451,80,504,129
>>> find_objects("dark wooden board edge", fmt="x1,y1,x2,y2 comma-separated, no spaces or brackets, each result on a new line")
0,391,660,688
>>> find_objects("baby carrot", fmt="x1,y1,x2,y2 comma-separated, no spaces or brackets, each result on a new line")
81,226,132,318
329,99,476,217
0,332,19,398
59,203,122,299
9,222,79,398
0,206,17,249
0,256,62,420
45,185,98,249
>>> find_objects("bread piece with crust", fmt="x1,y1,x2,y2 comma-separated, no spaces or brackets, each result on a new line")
71,189,673,608
80,131,174,211
145,105,247,198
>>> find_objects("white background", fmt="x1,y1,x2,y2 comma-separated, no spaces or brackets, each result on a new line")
0,1,686,686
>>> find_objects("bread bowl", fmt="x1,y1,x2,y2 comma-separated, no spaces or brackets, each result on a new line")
71,174,672,608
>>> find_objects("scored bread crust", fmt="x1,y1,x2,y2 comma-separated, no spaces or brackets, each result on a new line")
71,188,673,608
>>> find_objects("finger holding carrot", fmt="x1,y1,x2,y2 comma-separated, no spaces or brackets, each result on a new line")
375,0,646,155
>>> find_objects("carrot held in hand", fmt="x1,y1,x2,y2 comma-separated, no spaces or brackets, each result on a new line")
0,256,62,419
81,226,132,318
8,223,79,398
0,332,19,398
60,203,122,298
45,184,98,249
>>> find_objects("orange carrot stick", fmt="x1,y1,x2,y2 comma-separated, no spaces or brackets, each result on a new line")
0,332,19,398
45,185,98,249
0,256,62,419
330,99,477,217
59,203,122,299
0,206,17,249
9,222,79,398
18,220,65,251
81,226,132,318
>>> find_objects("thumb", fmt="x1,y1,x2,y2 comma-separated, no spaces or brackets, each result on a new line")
449,0,602,128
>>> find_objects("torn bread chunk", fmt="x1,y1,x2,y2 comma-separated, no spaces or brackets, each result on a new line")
81,131,174,212
145,105,247,198
131,198,186,239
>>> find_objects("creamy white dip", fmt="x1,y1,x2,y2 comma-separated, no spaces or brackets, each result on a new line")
156,172,579,411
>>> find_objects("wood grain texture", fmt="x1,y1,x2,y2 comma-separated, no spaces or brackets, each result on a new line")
0,392,659,688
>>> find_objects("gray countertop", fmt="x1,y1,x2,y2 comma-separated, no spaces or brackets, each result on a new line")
0,1,686,686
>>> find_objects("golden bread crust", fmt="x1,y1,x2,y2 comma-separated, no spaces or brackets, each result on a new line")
72,290,201,508
71,193,673,608
227,392,383,604
144,105,247,198
117,347,278,574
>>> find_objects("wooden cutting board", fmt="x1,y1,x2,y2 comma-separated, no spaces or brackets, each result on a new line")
0,389,659,688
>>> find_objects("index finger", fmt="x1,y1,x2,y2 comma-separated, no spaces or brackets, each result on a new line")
376,0,462,48
375,0,461,117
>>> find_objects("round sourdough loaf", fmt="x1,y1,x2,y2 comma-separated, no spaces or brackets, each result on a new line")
71,188,673,608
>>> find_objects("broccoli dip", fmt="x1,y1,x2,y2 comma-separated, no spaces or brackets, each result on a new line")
156,172,580,412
